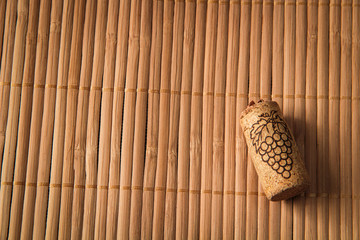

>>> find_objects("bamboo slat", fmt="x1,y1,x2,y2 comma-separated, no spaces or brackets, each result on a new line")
116,0,141,238
199,1,217,239
105,0,131,238
317,1,329,239
81,0,109,238
70,0,97,238
0,0,18,168
163,1,184,239
7,0,41,238
175,1,195,238
92,0,119,239
0,0,7,60
127,0,152,238
32,1,73,239
188,1,206,239
211,1,228,239
235,1,248,239
0,0,29,238
340,1,352,239
305,1,318,239
293,0,307,238
140,0,163,238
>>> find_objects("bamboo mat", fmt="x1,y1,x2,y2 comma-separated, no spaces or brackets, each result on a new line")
0,0,359,239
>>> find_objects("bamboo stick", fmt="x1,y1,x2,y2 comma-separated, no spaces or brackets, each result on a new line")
210,1,228,239
151,1,174,239
0,0,29,237
140,0,164,238
81,0,109,238
340,1,352,239
258,1,272,239
234,1,248,239
352,2,360,239
305,1,318,239
116,0,141,239
32,1,73,239
175,1,196,238
293,0,307,239
91,0,119,239
0,0,7,61
163,1,185,238
317,1,329,239
199,1,218,239
45,0,85,239
70,0,97,239
187,1,207,239
20,0,62,238
7,0,41,238
105,0,131,239
246,1,262,239
281,0,296,238
0,0,18,168
269,0,284,238
127,1,152,239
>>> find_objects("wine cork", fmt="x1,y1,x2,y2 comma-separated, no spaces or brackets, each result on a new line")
240,100,310,201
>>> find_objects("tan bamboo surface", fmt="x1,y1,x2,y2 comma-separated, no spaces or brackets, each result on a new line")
175,1,195,239
92,0,119,239
106,0,130,239
293,0,307,239
81,0,108,239
211,1,228,239
188,1,206,239
140,0,163,238
0,1,358,239
0,0,28,238
163,1,184,239
0,0,18,169
116,0,141,239
71,0,97,239
200,1,217,239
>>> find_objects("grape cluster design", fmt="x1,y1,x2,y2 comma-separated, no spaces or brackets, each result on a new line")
249,111,293,179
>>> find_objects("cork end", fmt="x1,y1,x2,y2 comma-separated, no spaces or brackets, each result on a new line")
240,100,279,120
269,180,310,201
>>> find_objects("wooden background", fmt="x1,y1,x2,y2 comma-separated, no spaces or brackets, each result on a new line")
0,0,359,239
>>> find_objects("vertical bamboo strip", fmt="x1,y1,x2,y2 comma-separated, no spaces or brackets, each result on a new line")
0,0,18,168
246,1,262,239
269,1,284,237
127,1,152,238
81,0,109,238
140,1,163,238
163,1,185,239
352,2,360,239
0,0,29,238
281,0,296,238
200,1,218,239
293,0,307,238
175,1,195,238
188,1,206,238
46,0,85,239
91,0,119,239
258,1,272,239
317,1,329,239
70,1,97,239
0,0,7,60
340,1,352,239
116,0,141,239
7,0,41,238
18,0,51,238
151,1,174,239
305,1,318,239
235,1,248,239
20,1,62,238
33,1,73,239
211,1,228,239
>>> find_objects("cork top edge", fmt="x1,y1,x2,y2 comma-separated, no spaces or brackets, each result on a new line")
240,100,279,120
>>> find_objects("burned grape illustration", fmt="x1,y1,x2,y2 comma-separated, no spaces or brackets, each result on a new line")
249,110,293,179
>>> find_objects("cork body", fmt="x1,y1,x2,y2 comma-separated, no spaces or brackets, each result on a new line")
240,101,310,201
